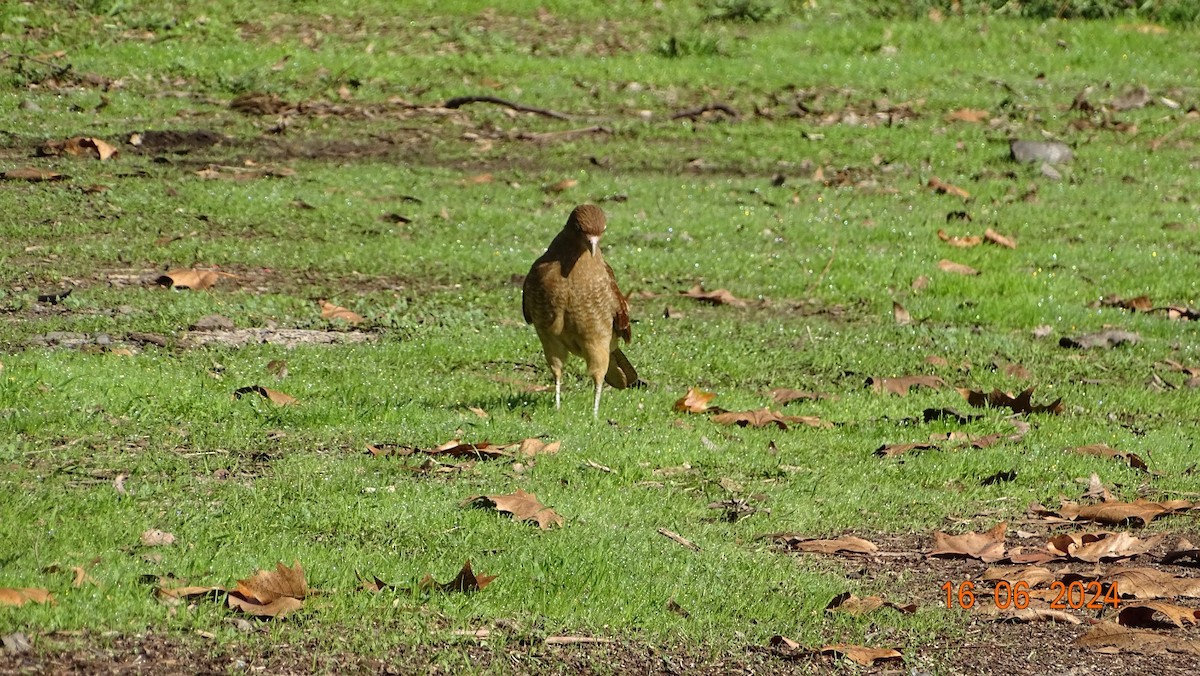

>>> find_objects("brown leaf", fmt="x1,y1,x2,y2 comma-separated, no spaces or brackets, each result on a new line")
980,565,1058,588
1055,499,1190,527
234,561,307,605
418,560,497,593
463,489,563,529
1118,601,1200,628
156,269,220,290
1107,567,1200,599
319,300,364,325
1074,621,1200,655
989,606,1082,624
680,284,746,307
937,229,982,248
1070,444,1149,472
892,301,912,325
227,594,303,618
2,167,65,182
545,178,577,193
41,136,119,160
657,528,700,551
463,172,493,185
1082,473,1114,502
958,386,1062,414
768,534,878,555
819,644,903,667
867,375,945,396
983,228,1017,249
140,529,176,547
945,108,990,123
1100,294,1154,313
233,385,298,406
937,258,980,275
155,584,225,603
911,274,930,291
930,523,1007,562
928,176,970,199
769,388,826,405
1047,532,1164,563
674,387,720,413
1162,538,1200,566
0,588,55,607
710,408,828,430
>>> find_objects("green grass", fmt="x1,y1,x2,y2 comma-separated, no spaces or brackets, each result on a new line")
2,0,1200,671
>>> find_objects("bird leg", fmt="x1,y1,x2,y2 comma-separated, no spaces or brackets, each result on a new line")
592,374,603,418
552,363,563,410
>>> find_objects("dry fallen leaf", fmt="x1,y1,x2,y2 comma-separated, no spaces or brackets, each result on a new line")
767,534,879,555
820,644,903,667
769,388,827,405
1107,567,1200,600
227,561,307,618
1055,499,1190,527
987,606,1082,624
40,136,119,161
233,385,298,406
1070,444,1149,472
418,560,497,593
462,489,563,529
1162,539,1200,566
875,440,941,457
1118,601,1200,628
680,284,746,307
1059,329,1141,349
156,269,221,290
958,386,1062,415
980,565,1058,588
937,259,980,276
867,375,945,396
930,523,1007,562
1074,621,1200,655
1047,532,1164,563
892,301,912,325
984,228,1017,249
945,108,990,123
545,178,577,193
928,176,970,199
825,592,915,616
0,588,55,607
710,408,829,430
674,387,721,413
2,167,65,182
319,300,364,325
937,229,982,248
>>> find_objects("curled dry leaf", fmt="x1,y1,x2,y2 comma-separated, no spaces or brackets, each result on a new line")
680,284,746,307
937,258,980,275
867,375,945,396
930,523,1007,563
990,607,1082,624
0,588,55,607
1047,532,1164,563
928,176,970,199
958,386,1062,414
462,488,563,529
1118,601,1200,628
820,644,903,667
1107,567,1200,600
937,229,982,248
156,269,221,290
228,561,307,618
674,387,720,413
711,407,829,430
319,300,364,325
418,560,497,594
767,534,879,556
874,441,939,457
1070,444,1148,472
233,385,298,406
40,136,119,161
892,301,911,325
1074,621,1200,655
1052,499,1193,527
1162,539,1200,566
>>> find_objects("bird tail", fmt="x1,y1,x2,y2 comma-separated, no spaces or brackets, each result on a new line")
604,349,640,389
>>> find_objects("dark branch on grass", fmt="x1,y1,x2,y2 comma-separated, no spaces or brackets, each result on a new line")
443,95,572,120
670,102,740,121
517,126,613,142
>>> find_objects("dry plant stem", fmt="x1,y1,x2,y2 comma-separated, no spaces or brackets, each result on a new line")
443,95,572,120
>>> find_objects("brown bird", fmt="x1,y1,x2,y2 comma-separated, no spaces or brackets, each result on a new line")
523,204,638,417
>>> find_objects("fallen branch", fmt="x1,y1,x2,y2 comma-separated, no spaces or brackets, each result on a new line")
657,528,700,551
443,95,571,120
670,102,740,121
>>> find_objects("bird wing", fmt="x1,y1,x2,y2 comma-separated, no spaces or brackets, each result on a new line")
606,261,632,342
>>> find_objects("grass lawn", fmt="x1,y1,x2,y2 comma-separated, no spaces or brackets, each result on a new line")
2,1,1200,673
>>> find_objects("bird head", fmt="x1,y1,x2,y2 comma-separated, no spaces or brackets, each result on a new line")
567,204,606,257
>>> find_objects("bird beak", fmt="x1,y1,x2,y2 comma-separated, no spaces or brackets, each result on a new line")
587,235,600,257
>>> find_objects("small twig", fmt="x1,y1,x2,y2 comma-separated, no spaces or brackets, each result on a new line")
657,528,700,551
670,102,740,121
518,125,612,142
443,95,572,120
803,241,838,297
544,636,614,646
